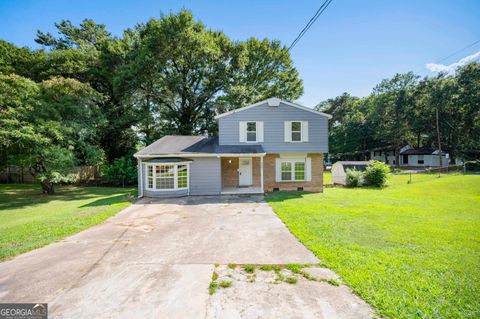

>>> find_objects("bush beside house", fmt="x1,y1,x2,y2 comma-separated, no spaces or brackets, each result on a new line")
346,161,390,188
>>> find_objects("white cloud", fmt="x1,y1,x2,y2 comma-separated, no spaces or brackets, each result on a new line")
426,50,480,74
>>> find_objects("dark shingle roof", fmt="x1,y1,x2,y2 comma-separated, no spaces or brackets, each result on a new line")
400,147,441,155
135,136,264,157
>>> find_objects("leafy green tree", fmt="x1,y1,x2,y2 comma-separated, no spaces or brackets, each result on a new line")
117,10,304,138
370,72,418,166
0,74,102,194
102,156,137,187
36,20,139,161
35,19,111,49
218,38,303,112
0,40,46,81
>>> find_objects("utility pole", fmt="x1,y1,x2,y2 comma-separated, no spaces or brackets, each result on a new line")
436,107,443,171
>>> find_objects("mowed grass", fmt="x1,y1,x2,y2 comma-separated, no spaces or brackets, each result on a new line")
266,174,480,319
324,170,332,185
0,184,135,261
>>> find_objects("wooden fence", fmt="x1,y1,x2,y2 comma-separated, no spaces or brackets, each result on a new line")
0,166,100,184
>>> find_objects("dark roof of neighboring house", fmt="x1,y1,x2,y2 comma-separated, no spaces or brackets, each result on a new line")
400,147,444,155
135,135,265,157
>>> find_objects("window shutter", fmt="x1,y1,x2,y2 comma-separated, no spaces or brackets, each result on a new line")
284,121,291,142
239,121,246,142
302,121,309,142
257,121,264,142
306,157,312,181
275,158,282,182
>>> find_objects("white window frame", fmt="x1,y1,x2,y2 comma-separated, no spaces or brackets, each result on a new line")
145,163,190,191
291,121,302,142
246,121,257,143
284,121,308,142
280,159,306,182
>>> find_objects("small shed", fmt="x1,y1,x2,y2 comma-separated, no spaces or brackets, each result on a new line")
331,161,372,185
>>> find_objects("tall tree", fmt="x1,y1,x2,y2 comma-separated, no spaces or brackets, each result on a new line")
0,74,102,193
117,10,304,138
370,72,418,166
218,38,303,112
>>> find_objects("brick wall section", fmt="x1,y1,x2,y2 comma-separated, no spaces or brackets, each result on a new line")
263,153,324,192
252,157,261,187
221,157,239,187
221,157,261,188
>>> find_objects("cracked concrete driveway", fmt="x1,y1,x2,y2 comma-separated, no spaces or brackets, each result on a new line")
0,196,375,318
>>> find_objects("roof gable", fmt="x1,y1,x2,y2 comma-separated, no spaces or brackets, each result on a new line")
214,97,332,120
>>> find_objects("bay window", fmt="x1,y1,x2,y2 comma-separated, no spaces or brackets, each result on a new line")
145,163,189,191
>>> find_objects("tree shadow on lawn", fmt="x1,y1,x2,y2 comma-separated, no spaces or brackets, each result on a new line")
0,184,133,211
79,194,133,207
264,191,309,203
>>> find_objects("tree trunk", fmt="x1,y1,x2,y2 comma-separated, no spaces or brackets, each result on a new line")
395,146,400,168
41,181,55,195
436,108,443,170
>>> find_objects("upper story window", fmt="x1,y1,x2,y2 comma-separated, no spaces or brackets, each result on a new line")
284,121,308,142
246,122,257,142
291,122,302,142
239,121,263,143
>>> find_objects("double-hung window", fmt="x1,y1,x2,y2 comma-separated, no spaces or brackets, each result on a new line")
246,122,257,142
145,163,189,191
291,121,302,142
240,121,263,143
285,121,308,142
280,159,305,181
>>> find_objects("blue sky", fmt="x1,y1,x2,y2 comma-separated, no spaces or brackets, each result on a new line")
1,0,479,106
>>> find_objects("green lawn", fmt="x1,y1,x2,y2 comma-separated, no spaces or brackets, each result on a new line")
0,184,135,261
324,170,332,184
266,174,480,319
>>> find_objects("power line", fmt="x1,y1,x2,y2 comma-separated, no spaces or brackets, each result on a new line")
434,38,480,64
415,38,480,74
288,0,334,51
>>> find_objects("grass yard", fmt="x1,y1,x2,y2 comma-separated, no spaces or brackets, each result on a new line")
0,184,135,261
266,174,480,319
323,170,332,185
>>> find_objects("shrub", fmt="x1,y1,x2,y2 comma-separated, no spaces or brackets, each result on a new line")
364,160,390,187
102,157,137,187
345,168,364,187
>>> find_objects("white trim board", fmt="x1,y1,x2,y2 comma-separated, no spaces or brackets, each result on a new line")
135,153,266,159
214,97,332,119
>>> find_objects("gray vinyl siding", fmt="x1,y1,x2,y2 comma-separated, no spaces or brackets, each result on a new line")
218,101,328,153
139,157,221,197
189,157,221,195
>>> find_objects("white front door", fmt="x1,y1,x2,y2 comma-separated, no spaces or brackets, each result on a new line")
238,157,253,186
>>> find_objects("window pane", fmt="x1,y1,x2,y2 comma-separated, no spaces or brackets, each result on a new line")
295,162,305,180
247,132,256,141
158,178,174,189
177,165,188,188
247,122,256,131
281,162,292,181
155,165,175,189
147,166,153,188
291,122,301,131
292,132,301,141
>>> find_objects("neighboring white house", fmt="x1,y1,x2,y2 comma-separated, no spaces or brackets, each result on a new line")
370,146,449,167
331,161,371,185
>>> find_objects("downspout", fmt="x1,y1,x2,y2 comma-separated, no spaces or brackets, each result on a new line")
138,158,143,198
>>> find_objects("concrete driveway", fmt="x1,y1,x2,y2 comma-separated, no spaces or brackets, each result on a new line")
0,196,374,318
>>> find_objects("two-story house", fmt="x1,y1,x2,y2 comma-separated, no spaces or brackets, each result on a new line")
134,97,331,197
